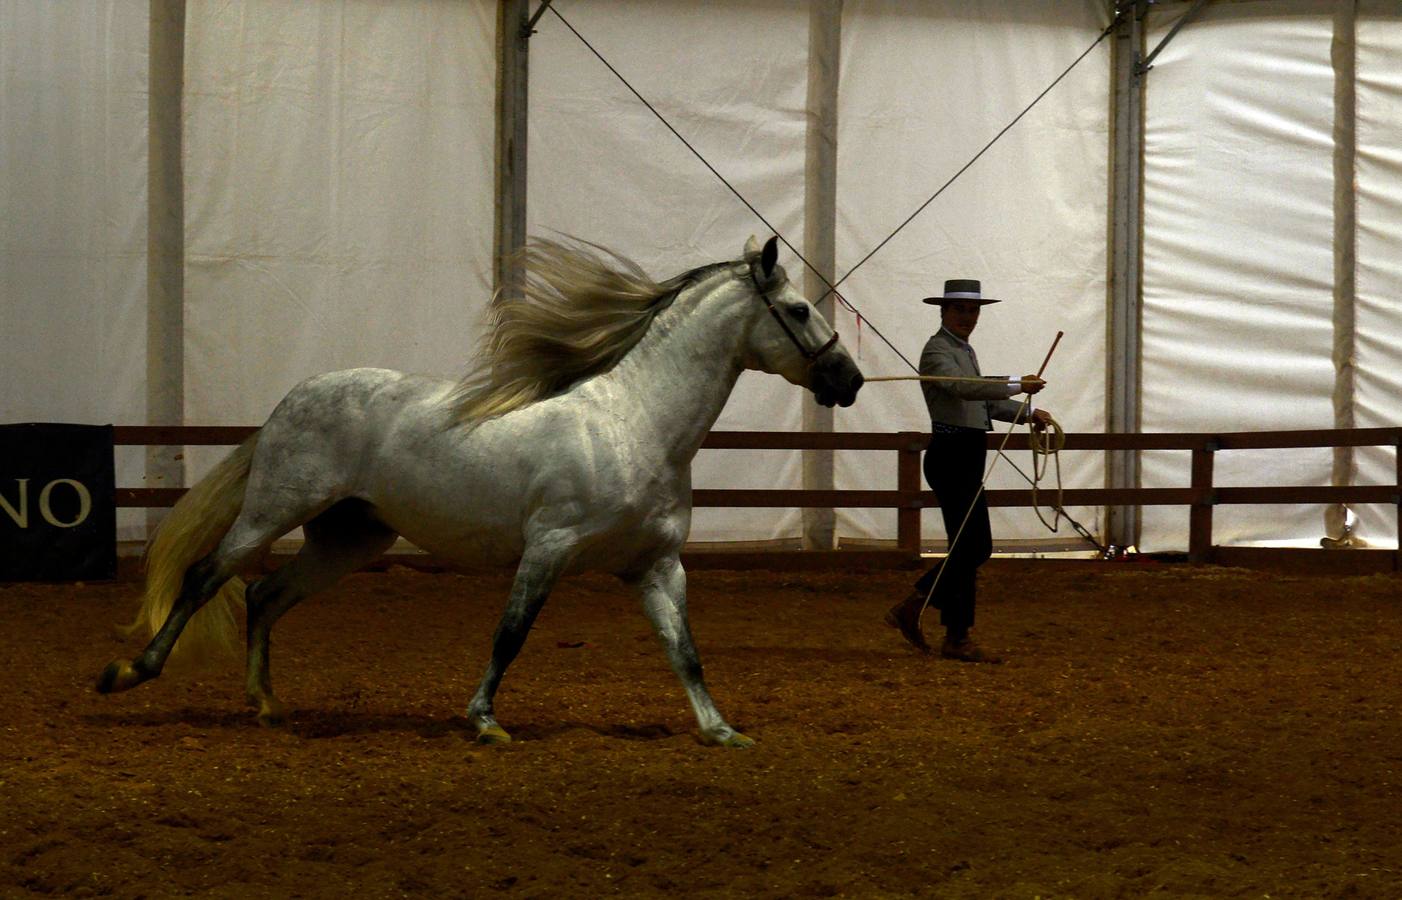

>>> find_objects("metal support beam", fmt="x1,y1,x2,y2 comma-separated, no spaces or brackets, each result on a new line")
525,0,555,37
1106,0,1148,550
802,0,842,550
146,0,186,533
495,0,530,295
1137,0,1210,75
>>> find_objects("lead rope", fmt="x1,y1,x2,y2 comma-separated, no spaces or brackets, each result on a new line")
1007,413,1107,554
1028,413,1067,533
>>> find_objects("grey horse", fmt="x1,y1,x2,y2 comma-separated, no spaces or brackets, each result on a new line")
98,235,864,747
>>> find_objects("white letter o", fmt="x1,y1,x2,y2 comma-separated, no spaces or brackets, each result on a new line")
39,479,92,528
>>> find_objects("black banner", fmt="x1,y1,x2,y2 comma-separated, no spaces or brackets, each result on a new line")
0,423,116,581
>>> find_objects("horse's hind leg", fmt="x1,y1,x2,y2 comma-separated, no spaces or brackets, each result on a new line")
243,499,397,726
466,539,573,744
97,553,246,693
632,555,752,748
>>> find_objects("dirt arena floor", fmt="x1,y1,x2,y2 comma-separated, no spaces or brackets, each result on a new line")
3,559,1401,898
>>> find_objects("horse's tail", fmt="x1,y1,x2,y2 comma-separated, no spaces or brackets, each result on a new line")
126,433,260,665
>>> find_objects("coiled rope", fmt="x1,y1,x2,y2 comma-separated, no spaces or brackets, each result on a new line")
1028,412,1068,534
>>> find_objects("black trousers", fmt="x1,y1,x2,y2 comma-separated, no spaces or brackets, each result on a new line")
913,430,991,635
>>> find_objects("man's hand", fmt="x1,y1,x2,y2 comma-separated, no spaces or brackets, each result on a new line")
1029,409,1055,431
1020,374,1045,395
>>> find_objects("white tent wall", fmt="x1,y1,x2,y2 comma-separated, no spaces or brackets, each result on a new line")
525,0,812,543
1,1,150,541
833,1,1111,547
1353,5,1402,549
6,1,1396,554
1140,1,1339,550
181,0,497,480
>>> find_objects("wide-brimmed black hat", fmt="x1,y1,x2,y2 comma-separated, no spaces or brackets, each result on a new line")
921,278,1000,306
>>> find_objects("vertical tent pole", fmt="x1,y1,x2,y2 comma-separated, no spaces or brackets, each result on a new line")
146,0,187,534
802,0,842,550
1327,0,1359,543
1107,0,1148,551
495,0,531,295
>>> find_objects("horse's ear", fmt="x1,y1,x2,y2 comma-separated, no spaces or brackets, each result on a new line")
744,235,761,258
760,236,778,279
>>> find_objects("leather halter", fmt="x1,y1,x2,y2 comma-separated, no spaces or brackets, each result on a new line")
750,269,840,364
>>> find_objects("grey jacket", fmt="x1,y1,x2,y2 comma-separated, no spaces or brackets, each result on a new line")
920,327,1028,431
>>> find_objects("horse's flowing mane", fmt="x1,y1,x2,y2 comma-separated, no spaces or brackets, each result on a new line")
448,237,729,426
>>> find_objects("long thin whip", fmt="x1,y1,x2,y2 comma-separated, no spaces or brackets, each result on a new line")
865,375,1042,385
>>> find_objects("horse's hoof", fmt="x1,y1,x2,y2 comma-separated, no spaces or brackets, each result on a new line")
702,729,756,749
95,660,142,694
721,732,756,749
476,725,512,745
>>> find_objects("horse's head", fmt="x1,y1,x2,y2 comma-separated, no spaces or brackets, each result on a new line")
740,236,864,408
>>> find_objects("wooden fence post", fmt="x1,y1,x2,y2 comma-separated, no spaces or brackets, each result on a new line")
897,432,924,555
1394,430,1401,572
1189,440,1217,564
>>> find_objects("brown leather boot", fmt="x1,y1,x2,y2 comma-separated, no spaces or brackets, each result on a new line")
883,593,930,653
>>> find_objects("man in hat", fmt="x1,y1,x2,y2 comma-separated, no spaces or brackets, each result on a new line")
884,279,1053,662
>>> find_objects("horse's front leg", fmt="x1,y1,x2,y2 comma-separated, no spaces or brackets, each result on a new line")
466,540,570,745
632,555,753,748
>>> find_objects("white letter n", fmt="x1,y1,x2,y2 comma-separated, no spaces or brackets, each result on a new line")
0,479,29,528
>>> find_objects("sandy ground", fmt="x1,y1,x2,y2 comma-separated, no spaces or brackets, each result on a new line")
3,560,1401,898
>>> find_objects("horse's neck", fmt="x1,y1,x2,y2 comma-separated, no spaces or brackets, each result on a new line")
596,284,750,461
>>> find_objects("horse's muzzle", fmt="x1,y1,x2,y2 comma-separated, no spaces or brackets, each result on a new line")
811,355,864,408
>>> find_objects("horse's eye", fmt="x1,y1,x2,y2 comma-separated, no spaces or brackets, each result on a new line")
787,304,810,322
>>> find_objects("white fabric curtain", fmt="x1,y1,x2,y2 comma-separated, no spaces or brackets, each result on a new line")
0,0,150,540
1141,1,1338,550
7,0,1396,551
835,0,1111,546
1353,3,1402,549
182,0,497,478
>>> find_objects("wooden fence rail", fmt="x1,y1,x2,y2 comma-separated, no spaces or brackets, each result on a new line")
113,426,1402,569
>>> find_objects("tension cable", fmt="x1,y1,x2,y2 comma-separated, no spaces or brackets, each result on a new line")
546,4,1120,373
